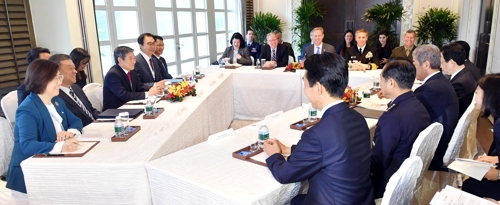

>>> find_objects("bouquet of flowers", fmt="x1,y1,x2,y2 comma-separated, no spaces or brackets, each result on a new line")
165,80,196,102
343,86,355,103
284,62,304,72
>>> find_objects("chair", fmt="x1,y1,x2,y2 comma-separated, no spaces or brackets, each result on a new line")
288,55,294,64
459,94,480,160
250,56,255,66
82,83,104,112
0,117,14,177
409,123,443,204
376,156,423,205
1,90,18,127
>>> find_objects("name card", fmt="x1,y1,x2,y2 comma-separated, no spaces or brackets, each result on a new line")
218,73,225,78
265,111,284,124
207,128,235,145
210,80,217,86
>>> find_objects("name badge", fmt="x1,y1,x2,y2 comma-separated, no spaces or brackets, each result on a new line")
207,128,235,145
251,48,257,52
265,111,284,124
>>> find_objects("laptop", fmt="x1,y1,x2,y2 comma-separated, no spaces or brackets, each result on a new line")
98,109,144,119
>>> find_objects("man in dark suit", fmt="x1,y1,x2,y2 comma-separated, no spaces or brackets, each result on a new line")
135,33,166,84
48,54,99,127
274,30,295,62
245,29,261,65
344,28,380,70
441,42,477,118
17,47,51,105
152,35,173,79
103,46,163,111
455,40,481,80
259,33,289,68
412,44,459,170
263,53,374,205
303,27,335,59
371,59,431,198
390,30,417,61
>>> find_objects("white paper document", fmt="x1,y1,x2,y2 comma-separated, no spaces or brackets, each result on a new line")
447,158,496,180
430,185,498,205
60,141,98,155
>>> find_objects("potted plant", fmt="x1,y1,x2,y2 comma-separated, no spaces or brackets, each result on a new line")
250,12,284,45
291,0,325,53
415,7,459,48
362,0,404,46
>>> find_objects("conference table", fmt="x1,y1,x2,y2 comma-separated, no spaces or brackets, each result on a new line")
20,66,383,204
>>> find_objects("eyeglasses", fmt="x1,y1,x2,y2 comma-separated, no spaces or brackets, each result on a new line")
146,42,155,46
54,74,64,82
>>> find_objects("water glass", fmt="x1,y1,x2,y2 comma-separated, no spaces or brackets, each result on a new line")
261,59,267,67
372,77,380,88
118,112,130,134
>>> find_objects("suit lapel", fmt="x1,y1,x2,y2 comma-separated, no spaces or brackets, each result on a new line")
116,66,133,91
138,54,154,81
30,93,57,141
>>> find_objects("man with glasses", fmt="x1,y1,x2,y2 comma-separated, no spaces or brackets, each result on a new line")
258,33,289,68
135,33,165,84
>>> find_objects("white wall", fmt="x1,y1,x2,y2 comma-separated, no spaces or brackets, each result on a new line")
412,0,460,27
486,0,500,74
253,0,294,44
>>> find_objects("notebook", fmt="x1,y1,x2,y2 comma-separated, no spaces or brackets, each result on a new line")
98,109,144,119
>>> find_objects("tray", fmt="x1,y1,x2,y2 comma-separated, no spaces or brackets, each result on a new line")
255,66,274,70
111,126,141,142
232,145,267,167
195,74,205,79
290,118,321,131
143,108,164,119
220,65,241,69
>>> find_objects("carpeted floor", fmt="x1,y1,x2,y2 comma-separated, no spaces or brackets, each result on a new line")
229,119,259,130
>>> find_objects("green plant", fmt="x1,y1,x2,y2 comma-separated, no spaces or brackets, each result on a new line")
415,7,459,48
291,0,325,53
250,12,284,45
362,0,404,46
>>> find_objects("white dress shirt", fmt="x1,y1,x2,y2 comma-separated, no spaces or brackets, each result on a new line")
450,68,464,81
140,51,155,80
314,43,324,54
122,68,148,98
47,104,81,154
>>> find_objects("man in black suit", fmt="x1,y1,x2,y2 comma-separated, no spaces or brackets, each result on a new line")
259,33,289,68
245,29,261,65
17,47,51,105
135,33,166,84
103,46,164,111
441,42,477,118
274,30,295,62
152,35,173,79
303,27,335,59
455,40,481,80
49,54,99,127
371,59,431,198
263,53,374,205
412,44,459,170
344,28,380,71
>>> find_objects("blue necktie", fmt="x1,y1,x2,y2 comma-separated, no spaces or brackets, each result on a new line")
316,47,320,54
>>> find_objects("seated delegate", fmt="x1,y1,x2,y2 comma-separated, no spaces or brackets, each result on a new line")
218,32,252,65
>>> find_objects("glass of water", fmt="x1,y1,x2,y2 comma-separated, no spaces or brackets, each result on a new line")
118,112,130,134
372,76,380,89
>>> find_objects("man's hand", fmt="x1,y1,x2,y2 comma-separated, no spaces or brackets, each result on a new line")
263,139,282,156
377,90,385,99
477,155,499,164
147,85,163,96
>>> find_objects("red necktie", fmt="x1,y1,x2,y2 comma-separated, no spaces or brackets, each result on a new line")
126,72,132,83
149,58,154,70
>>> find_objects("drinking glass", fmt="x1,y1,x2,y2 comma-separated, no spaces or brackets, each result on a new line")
118,112,130,134
147,96,157,112
261,59,267,67
372,76,380,89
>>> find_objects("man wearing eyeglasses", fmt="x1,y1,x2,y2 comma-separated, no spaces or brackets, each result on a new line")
135,33,166,85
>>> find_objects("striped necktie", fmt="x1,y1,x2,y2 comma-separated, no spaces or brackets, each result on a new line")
69,87,94,120
272,49,276,61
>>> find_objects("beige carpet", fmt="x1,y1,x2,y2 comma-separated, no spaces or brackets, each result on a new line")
229,120,259,130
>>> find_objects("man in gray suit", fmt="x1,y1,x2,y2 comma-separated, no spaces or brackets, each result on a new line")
303,27,335,60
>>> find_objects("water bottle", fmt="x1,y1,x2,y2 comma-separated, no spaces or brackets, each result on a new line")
195,66,201,75
256,59,261,68
145,99,153,116
114,116,125,138
309,106,318,121
258,123,269,148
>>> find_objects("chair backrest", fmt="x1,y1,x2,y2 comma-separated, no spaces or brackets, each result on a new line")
443,96,479,166
82,83,103,112
1,90,18,126
250,56,255,66
381,156,423,205
0,117,14,176
288,55,293,64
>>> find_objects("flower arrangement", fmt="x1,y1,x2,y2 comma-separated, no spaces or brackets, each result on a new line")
165,80,196,102
343,86,355,103
284,62,304,72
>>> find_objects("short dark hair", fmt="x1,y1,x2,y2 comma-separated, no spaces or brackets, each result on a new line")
304,53,348,98
137,33,154,45
455,41,471,60
24,59,60,94
114,46,134,65
246,29,254,34
441,42,466,66
26,47,50,64
230,32,246,48
478,74,500,118
153,35,163,41
48,54,72,65
381,59,416,90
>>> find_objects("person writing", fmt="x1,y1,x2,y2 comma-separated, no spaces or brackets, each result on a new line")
6,59,82,193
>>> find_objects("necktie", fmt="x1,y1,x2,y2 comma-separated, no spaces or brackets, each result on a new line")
406,48,410,57
126,72,132,89
316,47,320,54
272,49,276,61
149,58,154,70
69,87,94,121
359,48,363,54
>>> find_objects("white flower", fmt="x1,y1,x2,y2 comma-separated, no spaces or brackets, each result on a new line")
366,51,373,59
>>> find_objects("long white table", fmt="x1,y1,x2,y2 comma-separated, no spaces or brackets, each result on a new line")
20,66,380,204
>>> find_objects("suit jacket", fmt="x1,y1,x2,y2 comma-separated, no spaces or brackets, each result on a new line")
266,103,374,205
218,46,252,65
75,71,87,88
414,72,459,170
135,54,164,83
154,55,173,79
103,65,150,111
344,45,380,65
247,42,261,65
300,42,312,60
304,43,335,59
282,41,295,62
464,60,481,81
259,44,289,67
451,69,477,118
58,84,100,127
6,94,82,193
17,84,28,105
371,91,431,198
390,45,417,61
